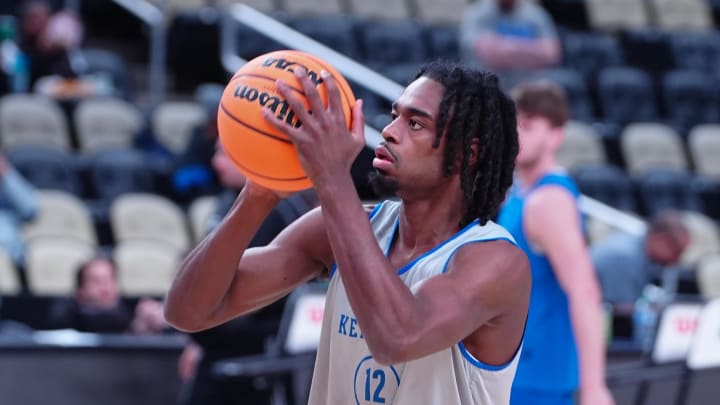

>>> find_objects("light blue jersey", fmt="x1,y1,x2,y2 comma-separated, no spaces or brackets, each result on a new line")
308,200,522,405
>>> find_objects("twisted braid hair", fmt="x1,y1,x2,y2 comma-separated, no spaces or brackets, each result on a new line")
415,60,519,227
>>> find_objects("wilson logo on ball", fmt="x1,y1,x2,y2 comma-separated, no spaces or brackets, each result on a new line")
233,84,302,128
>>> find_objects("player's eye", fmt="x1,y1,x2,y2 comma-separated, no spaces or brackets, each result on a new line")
409,119,423,130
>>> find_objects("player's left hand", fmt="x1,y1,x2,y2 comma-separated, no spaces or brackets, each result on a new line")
264,67,366,189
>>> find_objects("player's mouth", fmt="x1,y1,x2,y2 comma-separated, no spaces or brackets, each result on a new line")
373,145,397,171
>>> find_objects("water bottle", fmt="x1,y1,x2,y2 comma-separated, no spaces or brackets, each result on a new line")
11,51,28,93
632,284,671,354
632,295,657,354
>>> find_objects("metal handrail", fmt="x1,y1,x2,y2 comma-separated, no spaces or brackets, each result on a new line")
109,0,166,108
222,4,403,102
579,195,647,235
220,3,392,148
219,4,647,231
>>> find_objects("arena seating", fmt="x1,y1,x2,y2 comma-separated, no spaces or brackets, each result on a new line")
0,1,718,403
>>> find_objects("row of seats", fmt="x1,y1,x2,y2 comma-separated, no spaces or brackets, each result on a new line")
560,121,720,178
158,0,470,24
0,189,221,297
572,163,719,219
21,189,215,251
0,238,182,298
0,94,208,155
6,186,719,298
228,13,720,74
159,0,718,30
547,0,715,32
7,120,716,209
543,66,720,132
8,147,173,207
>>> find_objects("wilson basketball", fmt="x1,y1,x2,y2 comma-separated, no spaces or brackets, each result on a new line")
217,50,356,191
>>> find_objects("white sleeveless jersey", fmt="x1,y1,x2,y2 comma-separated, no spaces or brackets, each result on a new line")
307,200,522,405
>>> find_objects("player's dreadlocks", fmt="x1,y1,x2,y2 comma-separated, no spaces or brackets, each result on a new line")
415,60,519,227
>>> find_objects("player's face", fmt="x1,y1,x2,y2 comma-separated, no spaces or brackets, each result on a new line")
515,112,559,169
373,77,447,195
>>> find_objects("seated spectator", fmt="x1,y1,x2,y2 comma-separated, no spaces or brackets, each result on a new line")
18,0,83,88
591,210,690,307
34,58,113,100
177,143,318,405
172,99,221,203
0,152,37,267
459,0,561,90
46,255,168,334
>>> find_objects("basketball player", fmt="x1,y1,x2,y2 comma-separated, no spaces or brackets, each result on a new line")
497,82,615,405
165,60,531,404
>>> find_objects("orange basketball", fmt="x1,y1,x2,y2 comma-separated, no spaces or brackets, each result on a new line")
217,50,356,191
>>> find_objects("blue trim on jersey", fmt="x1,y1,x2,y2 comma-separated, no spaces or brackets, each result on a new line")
440,237,518,274
384,218,399,257
367,202,384,221
457,342,517,371
394,218,481,275
329,201,386,279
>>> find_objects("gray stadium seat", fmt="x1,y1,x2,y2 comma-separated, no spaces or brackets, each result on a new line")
0,94,71,151
571,163,637,212
662,70,720,134
110,193,191,252
621,123,687,176
688,125,720,179
586,0,649,31
648,0,713,31
558,121,606,170
597,67,657,126
74,97,145,154
7,147,83,196
637,169,700,217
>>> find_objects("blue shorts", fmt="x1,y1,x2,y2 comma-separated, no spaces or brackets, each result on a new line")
510,388,575,405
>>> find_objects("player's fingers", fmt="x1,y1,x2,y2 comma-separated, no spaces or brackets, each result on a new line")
294,67,326,118
262,107,304,143
322,70,343,116
274,79,313,128
351,99,366,144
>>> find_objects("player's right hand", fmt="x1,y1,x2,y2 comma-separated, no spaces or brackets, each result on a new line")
244,179,296,201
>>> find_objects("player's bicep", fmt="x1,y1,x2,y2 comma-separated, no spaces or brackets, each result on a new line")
210,208,332,324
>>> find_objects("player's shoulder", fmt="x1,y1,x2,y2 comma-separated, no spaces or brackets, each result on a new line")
449,237,529,279
446,240,531,305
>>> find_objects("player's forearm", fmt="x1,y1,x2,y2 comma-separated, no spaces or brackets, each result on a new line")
164,187,279,331
568,288,608,392
317,176,422,363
